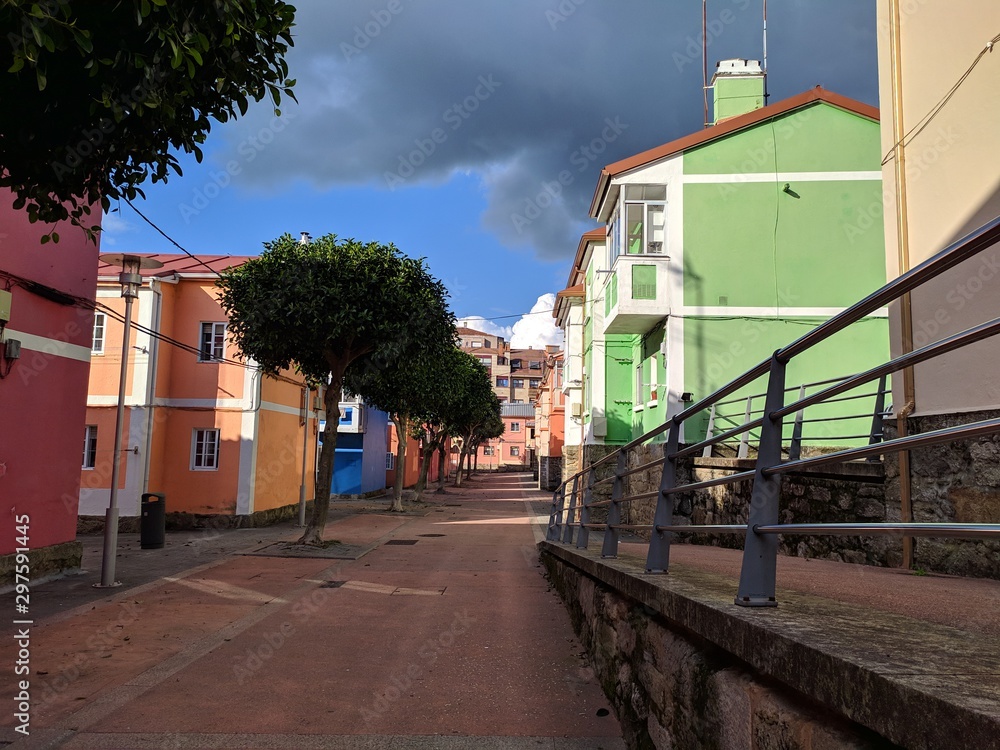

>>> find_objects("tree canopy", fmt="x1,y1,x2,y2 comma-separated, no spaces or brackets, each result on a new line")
218,233,456,542
446,352,502,487
0,0,296,233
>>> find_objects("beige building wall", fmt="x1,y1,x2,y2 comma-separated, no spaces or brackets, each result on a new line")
877,0,1000,416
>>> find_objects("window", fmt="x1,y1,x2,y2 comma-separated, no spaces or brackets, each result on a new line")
477,356,492,368
471,341,484,348
512,378,524,389
510,422,521,432
510,359,522,370
386,452,395,470
339,407,354,426
496,377,509,387
649,353,659,405
510,446,520,457
635,361,646,407
199,322,227,361
529,360,542,370
529,379,541,388
191,428,220,470
91,313,106,354
483,446,495,456
82,425,97,469
613,185,666,261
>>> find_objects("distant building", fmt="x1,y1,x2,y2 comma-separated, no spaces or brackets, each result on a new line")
457,325,552,405
534,351,565,490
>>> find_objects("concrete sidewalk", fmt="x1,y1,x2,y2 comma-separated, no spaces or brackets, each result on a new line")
1,474,626,749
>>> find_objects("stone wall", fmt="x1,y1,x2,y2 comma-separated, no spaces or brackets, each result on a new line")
538,455,563,491
617,444,897,567
884,411,1000,579
0,541,83,588
542,545,897,749
562,445,581,484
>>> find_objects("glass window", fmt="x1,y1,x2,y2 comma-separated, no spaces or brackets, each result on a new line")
510,422,521,432
92,312,106,354
510,446,520,457
191,428,220,470
82,425,97,469
199,322,227,361
512,378,524,388
496,377,509,387
529,379,540,388
529,360,542,370
483,446,495,456
510,359,522,370
385,452,395,470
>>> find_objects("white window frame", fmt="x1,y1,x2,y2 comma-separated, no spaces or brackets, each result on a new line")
82,425,97,469
483,446,495,456
510,445,520,457
92,312,106,355
385,452,395,470
191,428,220,470
647,353,660,408
199,322,227,362
512,378,524,389
510,422,521,432
617,185,667,260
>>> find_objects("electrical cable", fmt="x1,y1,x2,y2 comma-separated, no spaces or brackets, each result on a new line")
881,31,1000,165
122,198,225,279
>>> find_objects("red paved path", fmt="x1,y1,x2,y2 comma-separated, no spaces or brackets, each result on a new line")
1,474,625,749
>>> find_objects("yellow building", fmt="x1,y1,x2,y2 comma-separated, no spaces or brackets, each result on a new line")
81,254,320,519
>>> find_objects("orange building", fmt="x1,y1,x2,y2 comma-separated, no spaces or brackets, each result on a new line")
81,254,319,520
386,424,441,490
534,351,565,490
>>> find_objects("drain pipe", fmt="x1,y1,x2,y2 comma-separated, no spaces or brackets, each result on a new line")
298,385,310,527
889,0,916,569
141,276,169,493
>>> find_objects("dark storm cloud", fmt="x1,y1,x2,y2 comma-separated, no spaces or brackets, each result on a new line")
224,0,879,261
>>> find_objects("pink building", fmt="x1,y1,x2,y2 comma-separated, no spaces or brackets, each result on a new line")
0,188,100,580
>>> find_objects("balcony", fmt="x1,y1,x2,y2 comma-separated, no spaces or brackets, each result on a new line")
602,254,670,334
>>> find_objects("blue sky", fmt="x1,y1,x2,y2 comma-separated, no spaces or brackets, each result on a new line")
101,0,880,347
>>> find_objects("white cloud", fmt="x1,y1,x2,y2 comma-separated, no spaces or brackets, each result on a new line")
510,293,562,349
99,212,134,247
457,316,513,340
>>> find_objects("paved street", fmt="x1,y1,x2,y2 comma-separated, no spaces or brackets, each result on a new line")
1,474,625,749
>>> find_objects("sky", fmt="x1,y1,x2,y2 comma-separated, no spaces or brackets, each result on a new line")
101,0,880,349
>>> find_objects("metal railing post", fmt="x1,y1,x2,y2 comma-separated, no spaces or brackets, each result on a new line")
562,474,579,545
577,468,595,549
735,353,787,607
737,396,753,458
868,375,888,462
646,420,681,572
547,484,565,542
788,385,807,461
702,404,716,458
601,450,628,558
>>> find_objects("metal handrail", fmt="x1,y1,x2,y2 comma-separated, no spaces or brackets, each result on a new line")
546,214,1000,607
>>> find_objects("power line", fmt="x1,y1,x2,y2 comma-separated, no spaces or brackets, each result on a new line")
122,198,224,279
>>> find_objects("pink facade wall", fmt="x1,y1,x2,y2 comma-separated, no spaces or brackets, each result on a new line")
0,188,99,554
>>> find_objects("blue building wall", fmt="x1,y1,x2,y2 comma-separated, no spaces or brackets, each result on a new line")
323,405,389,496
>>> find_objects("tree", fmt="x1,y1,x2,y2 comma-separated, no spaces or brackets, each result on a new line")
0,0,296,235
344,344,458,513
217,234,455,545
447,353,502,489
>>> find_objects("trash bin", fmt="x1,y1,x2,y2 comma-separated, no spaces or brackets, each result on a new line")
140,492,166,549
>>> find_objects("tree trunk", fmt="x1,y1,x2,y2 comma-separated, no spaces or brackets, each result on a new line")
435,437,448,493
414,432,434,503
300,376,342,545
454,442,469,487
389,414,408,512
472,447,479,475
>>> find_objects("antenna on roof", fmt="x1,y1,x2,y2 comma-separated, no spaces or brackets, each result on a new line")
702,0,709,128
299,232,311,245
762,0,769,102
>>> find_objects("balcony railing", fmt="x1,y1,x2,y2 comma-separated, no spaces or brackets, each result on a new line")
548,215,1000,607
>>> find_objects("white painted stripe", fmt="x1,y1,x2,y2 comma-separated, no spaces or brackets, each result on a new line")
163,576,286,604
95,289,120,298
679,306,889,318
237,363,259,514
5,328,92,362
683,171,883,184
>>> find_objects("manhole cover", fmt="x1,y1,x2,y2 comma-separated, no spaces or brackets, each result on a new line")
418,534,446,538
385,539,418,546
320,580,347,588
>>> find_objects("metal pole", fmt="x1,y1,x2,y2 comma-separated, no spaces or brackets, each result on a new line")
99,293,133,588
298,385,309,526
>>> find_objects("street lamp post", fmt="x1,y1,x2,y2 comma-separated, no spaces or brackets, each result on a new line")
96,253,162,588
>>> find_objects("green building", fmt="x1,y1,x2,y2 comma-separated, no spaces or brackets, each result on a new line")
564,60,889,451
